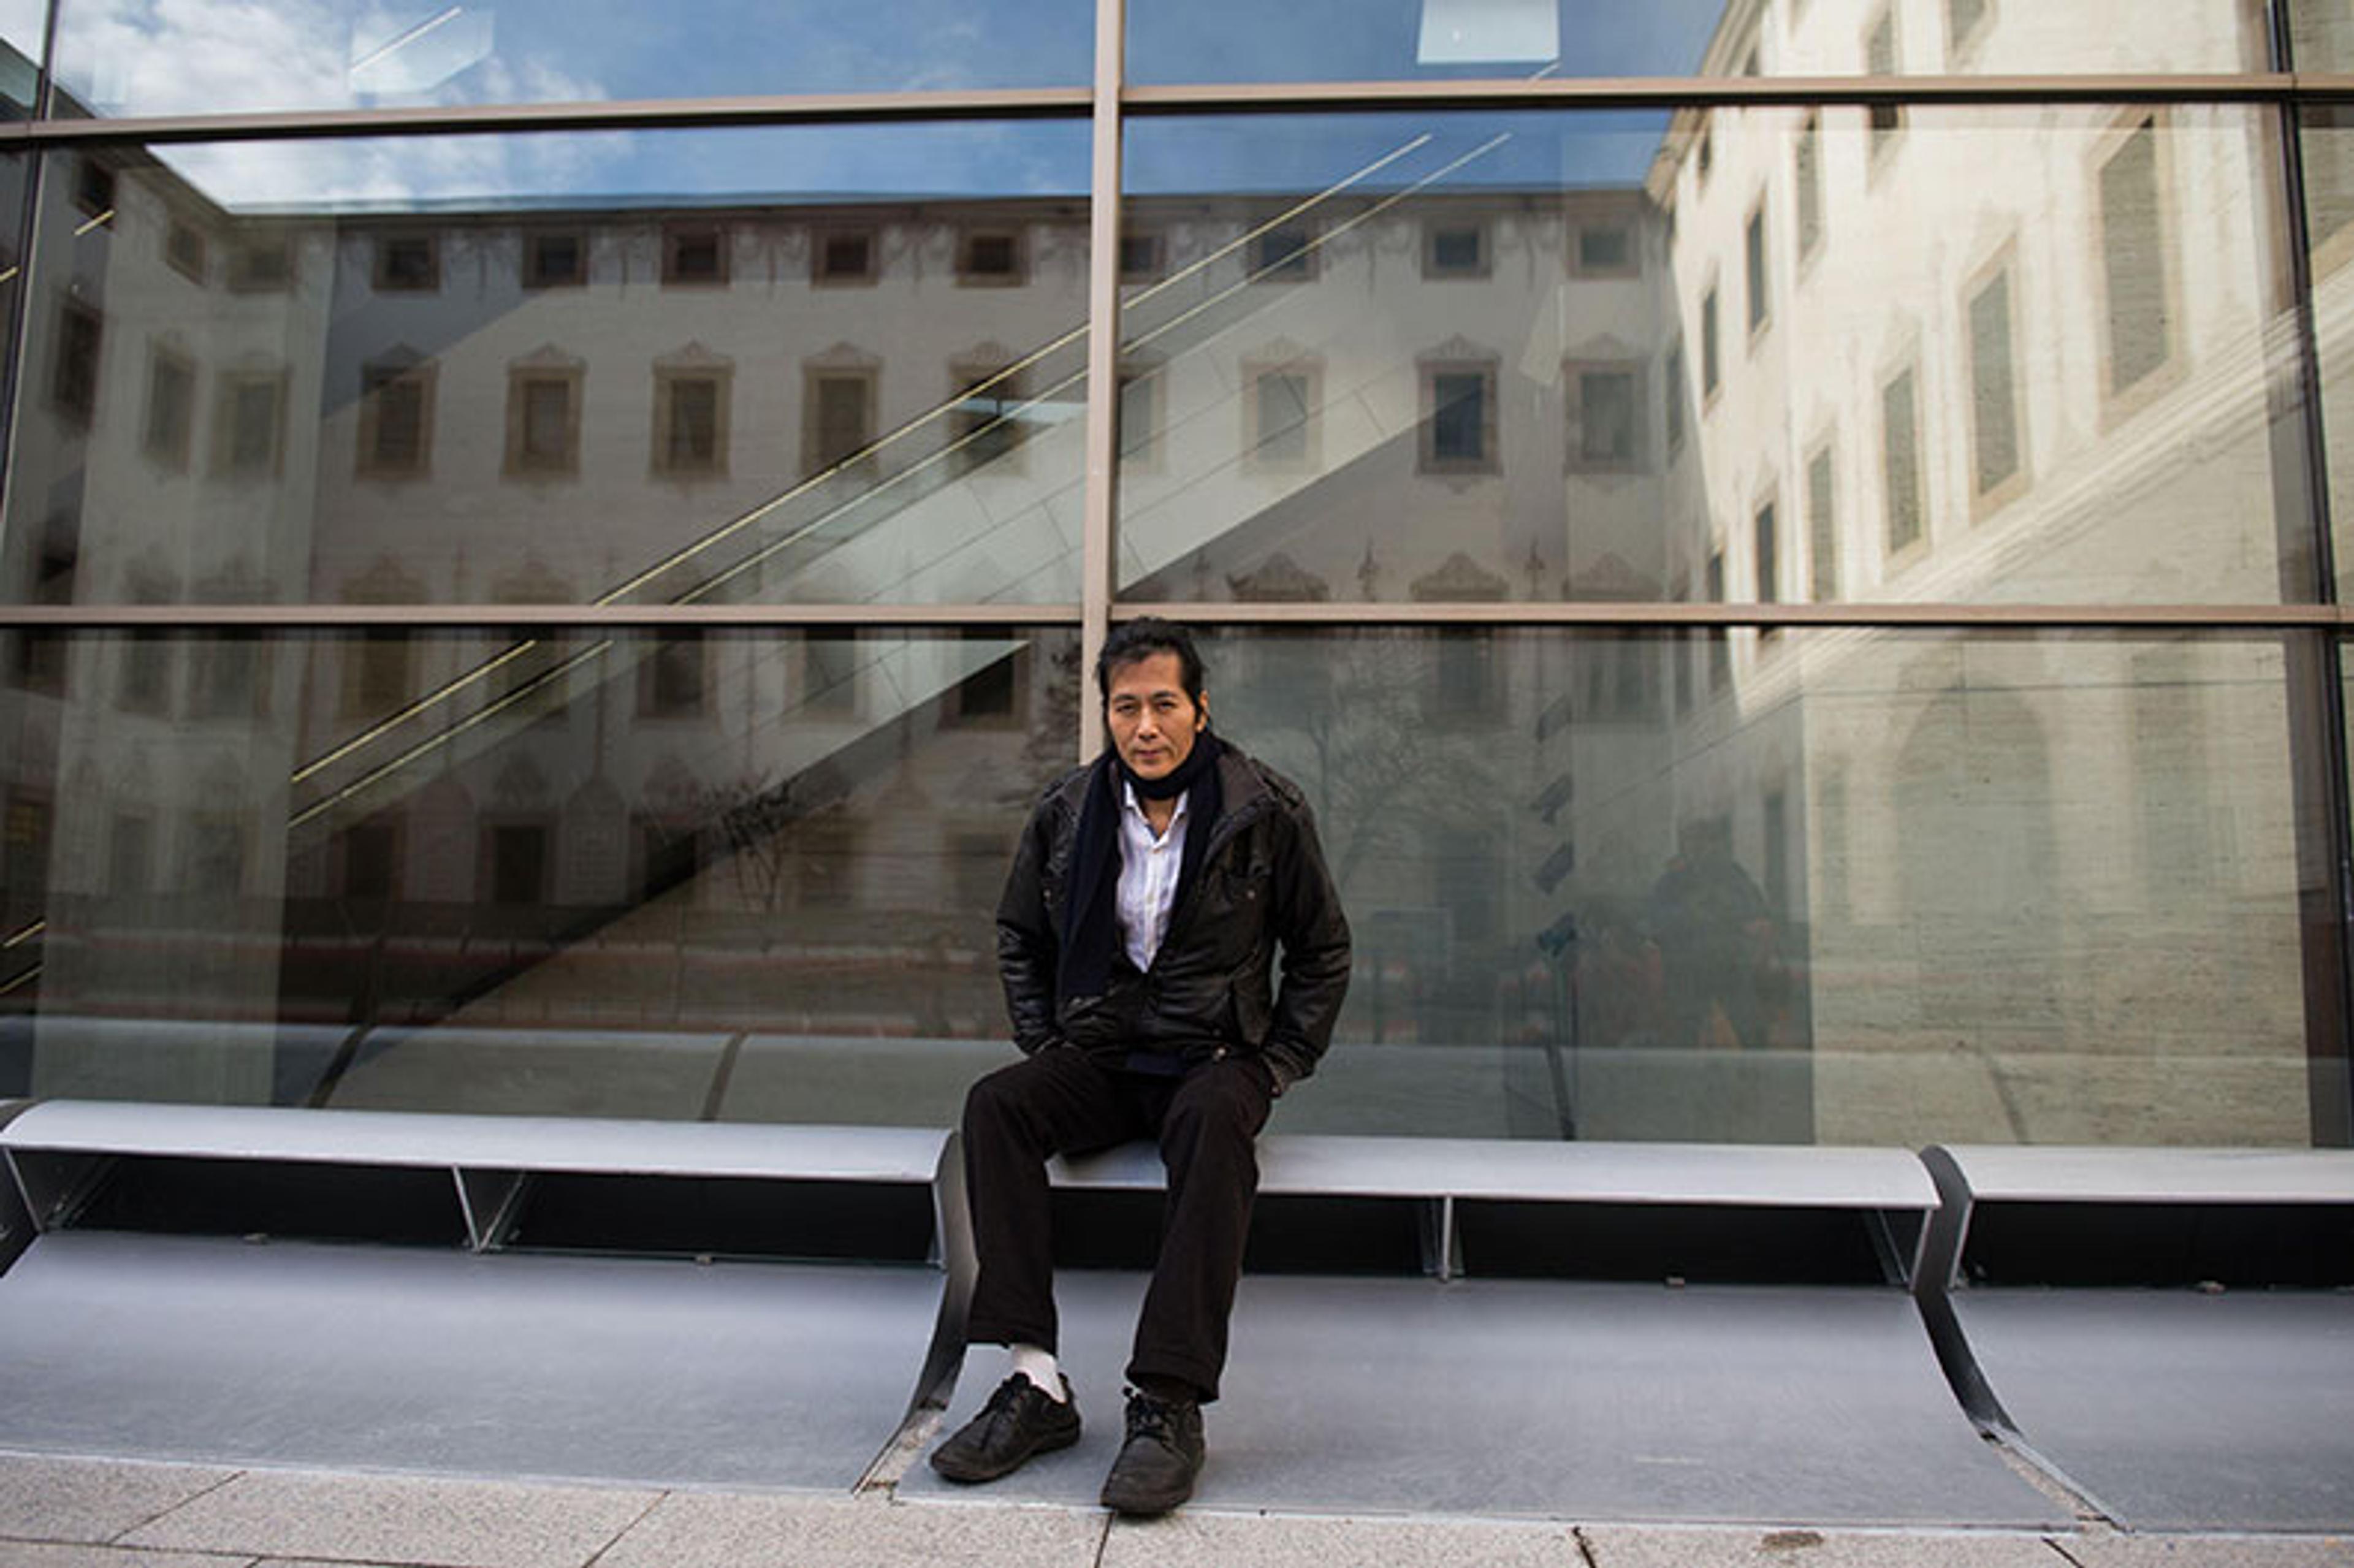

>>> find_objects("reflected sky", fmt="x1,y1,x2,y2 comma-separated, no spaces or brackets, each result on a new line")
1127,112,1669,196
1129,0,1731,83
163,120,1094,213
53,0,1097,117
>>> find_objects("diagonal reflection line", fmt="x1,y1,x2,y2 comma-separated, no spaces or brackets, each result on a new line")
2,919,42,948
285,131,1494,815
289,639,615,828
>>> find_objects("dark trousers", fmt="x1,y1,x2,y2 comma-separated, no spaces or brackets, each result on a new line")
959,1046,1273,1402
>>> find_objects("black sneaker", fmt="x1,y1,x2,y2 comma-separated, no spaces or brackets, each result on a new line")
1098,1387,1204,1516
929,1372,1082,1483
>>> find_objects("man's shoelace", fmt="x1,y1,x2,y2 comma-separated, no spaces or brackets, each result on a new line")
1124,1394,1179,1444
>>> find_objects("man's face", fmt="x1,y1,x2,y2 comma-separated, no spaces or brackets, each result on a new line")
1106,650,1207,781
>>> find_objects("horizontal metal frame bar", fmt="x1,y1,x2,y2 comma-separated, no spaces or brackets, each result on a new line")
0,603,1081,628
12,74,2354,151
1124,73,2340,112
0,602,2340,631
0,88,1095,148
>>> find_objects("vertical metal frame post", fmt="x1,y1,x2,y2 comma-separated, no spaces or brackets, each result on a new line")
1077,0,1127,764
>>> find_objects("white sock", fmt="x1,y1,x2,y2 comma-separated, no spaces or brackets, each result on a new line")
1008,1344,1067,1402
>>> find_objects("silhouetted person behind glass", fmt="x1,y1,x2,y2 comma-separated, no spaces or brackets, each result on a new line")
1646,821,1776,1051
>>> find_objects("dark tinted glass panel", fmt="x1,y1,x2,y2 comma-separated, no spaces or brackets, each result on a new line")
0,626,1077,1124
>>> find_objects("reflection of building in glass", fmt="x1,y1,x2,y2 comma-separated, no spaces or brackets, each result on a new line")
0,0,2337,1147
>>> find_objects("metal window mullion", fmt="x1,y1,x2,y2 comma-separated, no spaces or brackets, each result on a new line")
2,602,2344,631
1077,0,1126,764
13,74,2350,155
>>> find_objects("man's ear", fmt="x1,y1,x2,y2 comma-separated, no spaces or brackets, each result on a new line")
1194,689,1211,731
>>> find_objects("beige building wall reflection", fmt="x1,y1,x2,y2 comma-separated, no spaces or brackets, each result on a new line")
0,0,2336,1146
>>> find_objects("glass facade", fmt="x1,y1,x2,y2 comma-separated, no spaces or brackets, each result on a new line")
2,1,2350,1151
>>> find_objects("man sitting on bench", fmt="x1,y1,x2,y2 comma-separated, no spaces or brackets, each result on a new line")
930,617,1352,1516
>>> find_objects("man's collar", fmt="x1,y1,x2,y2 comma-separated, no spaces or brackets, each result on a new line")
1121,778,1189,824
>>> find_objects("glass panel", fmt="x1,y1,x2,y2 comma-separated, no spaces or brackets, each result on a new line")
52,0,1090,116
2,123,1092,609
2299,108,2354,600
1128,0,2265,85
1118,107,2306,605
1187,626,2314,1145
0,626,1079,1122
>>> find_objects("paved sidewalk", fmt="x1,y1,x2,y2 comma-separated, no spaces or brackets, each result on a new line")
3,1452,2352,1568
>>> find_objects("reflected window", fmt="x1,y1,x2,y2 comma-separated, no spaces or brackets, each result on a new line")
1419,359,1496,476
1866,8,1904,158
1423,219,1488,280
1881,360,1925,558
12,513,76,695
816,229,877,285
1568,362,1642,472
1664,342,1686,454
1796,112,1824,261
484,822,550,906
1754,493,1781,643
1697,117,1715,185
187,631,267,721
958,226,1024,285
1247,364,1316,468
1249,223,1315,281
804,365,877,475
1701,283,1721,400
1948,0,1993,58
2097,113,2176,406
1966,254,2025,507
524,232,585,289
1120,230,1165,282
505,361,582,478
798,815,864,909
664,224,727,286
1573,220,1637,277
950,359,1024,476
164,218,207,284
142,344,196,471
52,302,101,427
212,369,288,479
1118,360,1162,467
1745,199,1771,337
802,632,861,717
1807,438,1840,601
72,156,113,219
345,630,413,718
950,630,1027,726
341,820,400,901
639,631,709,717
358,357,435,479
226,234,293,293
373,234,439,292
653,364,730,478
1428,630,1501,723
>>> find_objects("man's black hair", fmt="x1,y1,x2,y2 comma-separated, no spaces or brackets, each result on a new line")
1095,617,1206,707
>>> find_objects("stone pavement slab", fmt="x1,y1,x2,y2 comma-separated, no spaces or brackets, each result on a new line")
2059,1536,2354,1566
1100,1508,1586,1566
0,1455,234,1545
1579,1524,2066,1566
0,1547,248,1568
596,1491,1106,1568
116,1471,658,1568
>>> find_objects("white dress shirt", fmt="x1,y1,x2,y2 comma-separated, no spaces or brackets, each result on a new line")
1116,781,1189,973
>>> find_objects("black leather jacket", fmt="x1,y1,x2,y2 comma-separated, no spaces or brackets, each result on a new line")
996,743,1352,1090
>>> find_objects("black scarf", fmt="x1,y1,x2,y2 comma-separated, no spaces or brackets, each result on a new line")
1057,731,1225,1007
